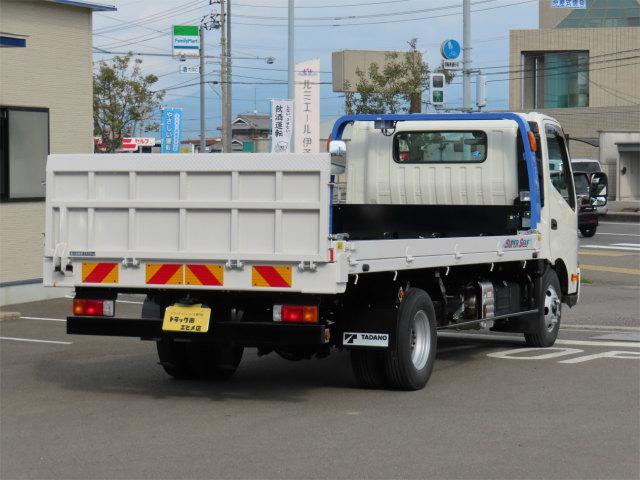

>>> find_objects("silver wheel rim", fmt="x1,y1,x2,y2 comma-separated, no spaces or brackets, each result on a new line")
544,284,561,332
410,310,431,370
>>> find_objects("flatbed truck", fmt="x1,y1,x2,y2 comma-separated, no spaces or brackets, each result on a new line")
44,112,585,390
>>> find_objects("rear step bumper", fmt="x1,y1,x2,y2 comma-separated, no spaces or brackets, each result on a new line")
67,316,327,347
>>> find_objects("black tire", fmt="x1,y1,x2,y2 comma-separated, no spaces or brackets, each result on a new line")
187,343,243,381
580,227,596,238
350,349,386,389
525,267,562,348
384,288,437,391
156,339,196,379
143,297,196,379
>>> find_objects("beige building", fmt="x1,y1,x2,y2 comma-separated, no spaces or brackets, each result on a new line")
0,0,115,306
509,0,640,199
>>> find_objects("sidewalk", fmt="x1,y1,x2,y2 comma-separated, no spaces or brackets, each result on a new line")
606,200,640,223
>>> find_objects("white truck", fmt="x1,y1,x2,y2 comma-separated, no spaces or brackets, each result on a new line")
44,112,584,390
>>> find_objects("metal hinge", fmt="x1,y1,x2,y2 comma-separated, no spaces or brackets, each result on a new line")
225,259,244,270
121,257,140,268
297,260,317,272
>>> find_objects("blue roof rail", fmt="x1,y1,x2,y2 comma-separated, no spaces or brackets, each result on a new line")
330,113,541,228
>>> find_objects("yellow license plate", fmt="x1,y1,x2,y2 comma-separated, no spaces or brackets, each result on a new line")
162,304,211,333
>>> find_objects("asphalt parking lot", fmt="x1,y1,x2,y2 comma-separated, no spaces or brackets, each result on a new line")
1,221,639,479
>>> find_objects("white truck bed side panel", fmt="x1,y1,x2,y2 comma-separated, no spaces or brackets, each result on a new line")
44,154,331,267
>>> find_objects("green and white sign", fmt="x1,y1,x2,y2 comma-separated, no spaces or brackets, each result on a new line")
172,25,199,57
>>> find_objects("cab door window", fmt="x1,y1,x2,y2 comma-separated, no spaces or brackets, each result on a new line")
544,124,575,209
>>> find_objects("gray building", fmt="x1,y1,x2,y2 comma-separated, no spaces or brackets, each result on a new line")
0,0,115,305
509,0,640,199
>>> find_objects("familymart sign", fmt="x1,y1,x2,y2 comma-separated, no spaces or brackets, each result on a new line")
172,25,199,57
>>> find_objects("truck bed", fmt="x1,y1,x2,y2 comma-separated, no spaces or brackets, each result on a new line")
44,153,540,295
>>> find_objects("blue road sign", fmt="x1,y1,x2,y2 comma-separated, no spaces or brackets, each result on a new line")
161,108,183,154
440,39,461,60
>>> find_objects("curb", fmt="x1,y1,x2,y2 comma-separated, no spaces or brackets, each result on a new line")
603,213,640,223
0,311,20,321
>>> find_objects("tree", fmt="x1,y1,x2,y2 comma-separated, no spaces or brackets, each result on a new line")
93,54,165,152
344,39,454,115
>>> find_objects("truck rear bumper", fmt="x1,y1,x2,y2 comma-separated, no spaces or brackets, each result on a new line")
67,316,327,347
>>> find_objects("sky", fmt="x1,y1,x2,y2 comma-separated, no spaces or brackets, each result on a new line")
92,0,540,140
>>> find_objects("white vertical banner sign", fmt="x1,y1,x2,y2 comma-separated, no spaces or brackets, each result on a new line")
294,59,320,153
270,99,293,153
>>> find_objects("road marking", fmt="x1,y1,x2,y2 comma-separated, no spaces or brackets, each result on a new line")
580,264,640,275
613,242,640,247
599,221,640,226
562,324,640,332
558,351,640,363
596,232,640,237
439,332,640,348
0,336,72,345
581,245,640,252
20,316,65,322
579,250,631,257
555,339,640,348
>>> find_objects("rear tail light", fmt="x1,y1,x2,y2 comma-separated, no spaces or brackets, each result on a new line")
273,304,318,323
73,299,114,317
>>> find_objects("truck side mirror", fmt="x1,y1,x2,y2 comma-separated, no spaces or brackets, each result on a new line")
590,172,608,206
329,140,347,157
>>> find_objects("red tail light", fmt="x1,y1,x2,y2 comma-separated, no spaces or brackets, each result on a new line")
73,299,114,316
273,305,318,323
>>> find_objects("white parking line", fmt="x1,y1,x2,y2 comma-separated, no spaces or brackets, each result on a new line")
562,324,640,331
596,232,640,237
20,316,65,322
438,332,640,348
0,336,72,345
599,221,640,226
581,245,640,252
555,339,640,348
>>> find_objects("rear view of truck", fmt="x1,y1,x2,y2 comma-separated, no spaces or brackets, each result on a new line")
45,113,579,390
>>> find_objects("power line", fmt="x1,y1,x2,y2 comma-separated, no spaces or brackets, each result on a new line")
231,0,536,27
233,0,412,8
94,0,204,34
232,0,500,21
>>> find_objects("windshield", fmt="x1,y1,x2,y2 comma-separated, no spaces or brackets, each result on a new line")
572,161,600,174
574,174,590,196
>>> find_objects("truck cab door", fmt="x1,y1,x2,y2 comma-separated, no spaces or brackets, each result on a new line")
542,122,579,294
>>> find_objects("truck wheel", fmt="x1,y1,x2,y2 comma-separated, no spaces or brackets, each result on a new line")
384,288,437,391
580,227,596,238
144,297,197,380
187,343,243,381
350,349,386,389
525,268,562,348
156,339,196,379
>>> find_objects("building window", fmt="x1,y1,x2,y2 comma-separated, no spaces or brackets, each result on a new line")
522,51,589,109
557,0,640,28
0,107,49,201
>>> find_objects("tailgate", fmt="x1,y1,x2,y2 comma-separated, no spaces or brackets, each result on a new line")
44,153,334,292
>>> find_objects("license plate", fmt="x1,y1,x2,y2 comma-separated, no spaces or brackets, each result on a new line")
162,304,211,333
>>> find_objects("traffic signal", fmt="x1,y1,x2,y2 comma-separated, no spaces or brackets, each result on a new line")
430,73,445,106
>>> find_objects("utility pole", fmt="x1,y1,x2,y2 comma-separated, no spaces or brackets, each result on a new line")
199,26,206,153
220,0,229,152
225,0,232,154
462,0,471,111
288,0,294,152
